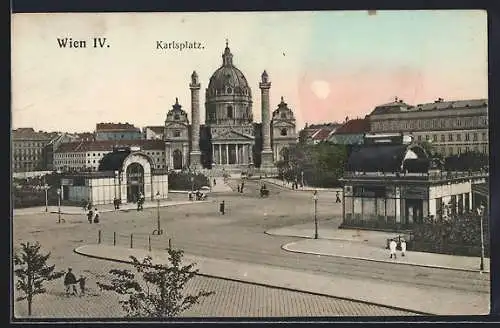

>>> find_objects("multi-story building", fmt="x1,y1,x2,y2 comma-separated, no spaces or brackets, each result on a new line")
12,128,57,172
328,118,370,145
143,126,164,140
54,139,166,172
367,98,488,156
95,122,143,141
42,132,96,171
300,123,341,144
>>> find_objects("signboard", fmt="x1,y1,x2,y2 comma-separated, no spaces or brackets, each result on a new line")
61,178,73,186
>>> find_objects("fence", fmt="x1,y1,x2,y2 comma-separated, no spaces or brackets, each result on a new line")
96,230,173,252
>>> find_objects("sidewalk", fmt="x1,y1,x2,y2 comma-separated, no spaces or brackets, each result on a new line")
74,244,489,315
266,224,490,273
263,178,341,192
13,199,211,216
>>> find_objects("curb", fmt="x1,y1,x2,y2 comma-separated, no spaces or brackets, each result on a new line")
49,201,212,215
73,246,430,316
281,242,490,274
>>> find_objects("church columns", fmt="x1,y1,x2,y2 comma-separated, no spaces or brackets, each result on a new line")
225,144,229,165
235,144,239,164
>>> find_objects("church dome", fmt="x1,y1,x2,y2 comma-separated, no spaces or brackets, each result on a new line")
206,41,251,97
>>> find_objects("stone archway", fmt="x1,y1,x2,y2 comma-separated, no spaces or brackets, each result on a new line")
126,163,144,203
173,149,183,170
280,147,290,162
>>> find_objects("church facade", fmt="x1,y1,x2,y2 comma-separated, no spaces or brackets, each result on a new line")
164,42,298,172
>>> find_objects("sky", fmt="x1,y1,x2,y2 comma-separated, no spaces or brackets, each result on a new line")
11,10,487,133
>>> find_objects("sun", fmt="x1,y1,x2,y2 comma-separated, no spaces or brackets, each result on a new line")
310,80,331,99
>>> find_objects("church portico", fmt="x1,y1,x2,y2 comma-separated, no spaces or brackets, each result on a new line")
212,142,252,165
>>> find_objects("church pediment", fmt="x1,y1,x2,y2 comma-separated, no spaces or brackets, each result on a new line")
272,120,296,128
213,129,255,141
165,122,189,129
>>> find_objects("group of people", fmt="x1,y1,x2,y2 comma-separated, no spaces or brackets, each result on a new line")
389,238,407,259
85,203,100,224
63,268,86,297
189,190,207,201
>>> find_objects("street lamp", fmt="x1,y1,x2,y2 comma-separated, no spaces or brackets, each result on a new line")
313,190,318,239
477,204,486,272
152,191,163,235
56,188,62,224
43,183,49,212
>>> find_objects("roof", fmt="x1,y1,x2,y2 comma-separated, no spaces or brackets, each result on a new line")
55,139,165,153
144,126,164,134
370,98,487,115
333,119,370,135
346,144,428,173
98,149,132,171
95,122,141,132
12,128,56,141
310,128,332,141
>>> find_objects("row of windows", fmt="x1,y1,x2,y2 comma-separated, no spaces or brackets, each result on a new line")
435,144,488,155
13,142,46,148
416,132,488,143
13,149,43,155
12,156,43,161
373,116,488,132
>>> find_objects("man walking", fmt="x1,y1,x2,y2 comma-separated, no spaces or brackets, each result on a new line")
64,268,78,296
240,182,244,193
87,208,93,224
389,239,397,259
219,200,225,215
400,238,407,257
335,191,342,203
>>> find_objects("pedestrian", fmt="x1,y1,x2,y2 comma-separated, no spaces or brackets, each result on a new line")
336,191,342,203
219,200,225,215
237,185,241,193
188,191,193,201
400,239,407,257
240,182,244,193
389,239,397,259
213,178,216,186
87,208,93,224
78,275,86,295
93,208,100,223
64,268,78,296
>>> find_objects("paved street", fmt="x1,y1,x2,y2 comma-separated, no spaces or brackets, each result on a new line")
12,179,490,317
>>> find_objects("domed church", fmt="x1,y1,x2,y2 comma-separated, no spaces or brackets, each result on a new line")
164,41,298,172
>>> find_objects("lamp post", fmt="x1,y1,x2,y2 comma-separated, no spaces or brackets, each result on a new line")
477,204,486,272
313,190,318,239
43,183,49,212
301,171,304,188
152,191,163,235
57,188,62,224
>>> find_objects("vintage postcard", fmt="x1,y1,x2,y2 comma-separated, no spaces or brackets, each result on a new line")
11,10,489,320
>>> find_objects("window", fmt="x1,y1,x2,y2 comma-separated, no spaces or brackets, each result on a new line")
281,113,287,119
448,134,453,141
280,128,287,136
465,133,470,141
227,106,233,119
473,133,478,141
456,134,462,141
174,114,180,120
433,135,437,142
456,119,461,127
483,132,487,140
425,135,430,141
417,135,422,141
174,130,181,137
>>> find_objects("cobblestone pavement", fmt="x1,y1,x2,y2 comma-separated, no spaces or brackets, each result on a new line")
12,254,415,318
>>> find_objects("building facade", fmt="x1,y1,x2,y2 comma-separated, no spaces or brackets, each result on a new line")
367,98,488,156
271,97,297,161
54,140,166,172
95,123,143,141
12,128,57,173
164,41,298,172
329,118,370,145
339,142,488,230
61,148,168,205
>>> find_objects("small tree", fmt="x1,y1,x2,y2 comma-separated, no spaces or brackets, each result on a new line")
97,247,214,318
14,242,64,316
